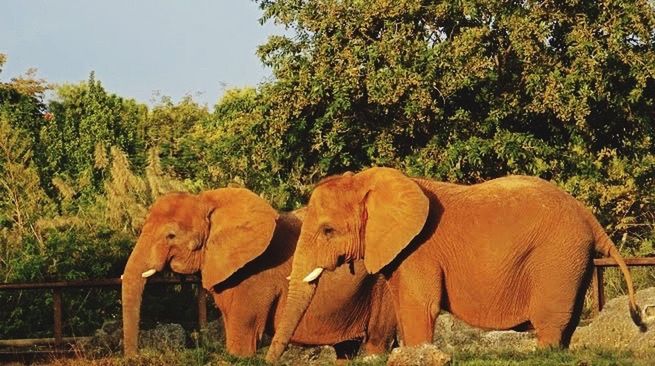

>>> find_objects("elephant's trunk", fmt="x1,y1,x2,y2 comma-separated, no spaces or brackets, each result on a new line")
265,279,317,363
121,239,152,356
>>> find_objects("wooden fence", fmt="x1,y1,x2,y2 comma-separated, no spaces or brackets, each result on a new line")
0,257,654,350
0,275,207,348
590,257,655,315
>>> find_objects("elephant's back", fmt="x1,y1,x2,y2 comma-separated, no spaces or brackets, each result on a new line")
458,175,567,202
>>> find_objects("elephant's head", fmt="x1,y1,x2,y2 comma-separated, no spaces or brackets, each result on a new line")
122,188,278,356
266,167,429,362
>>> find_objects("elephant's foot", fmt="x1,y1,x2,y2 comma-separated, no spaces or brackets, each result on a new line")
533,316,574,348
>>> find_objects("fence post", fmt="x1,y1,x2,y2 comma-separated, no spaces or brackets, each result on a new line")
53,288,63,346
590,266,605,316
197,288,207,329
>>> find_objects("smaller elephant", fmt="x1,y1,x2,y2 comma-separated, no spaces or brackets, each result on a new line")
121,188,396,357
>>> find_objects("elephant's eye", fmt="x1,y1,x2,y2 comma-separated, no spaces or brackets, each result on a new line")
166,232,176,240
320,225,335,238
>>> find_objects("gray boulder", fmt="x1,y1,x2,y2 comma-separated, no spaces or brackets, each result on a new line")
571,287,655,355
276,344,338,366
387,344,451,366
194,320,225,349
79,321,189,355
78,319,123,356
139,322,187,351
433,312,536,353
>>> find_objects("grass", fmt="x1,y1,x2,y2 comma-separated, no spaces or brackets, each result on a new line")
45,347,267,366
451,348,649,366
39,346,655,366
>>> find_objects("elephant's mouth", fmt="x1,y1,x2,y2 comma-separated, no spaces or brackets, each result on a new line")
169,258,195,274
169,259,184,273
168,251,202,275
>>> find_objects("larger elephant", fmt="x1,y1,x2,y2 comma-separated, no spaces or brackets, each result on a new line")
121,188,396,357
266,167,644,362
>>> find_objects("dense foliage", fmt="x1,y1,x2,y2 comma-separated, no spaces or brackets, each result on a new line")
251,0,655,252
1,0,654,339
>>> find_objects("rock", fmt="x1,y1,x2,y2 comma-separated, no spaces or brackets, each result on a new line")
359,353,386,364
480,329,535,351
139,323,187,351
195,320,225,349
571,287,655,355
79,321,199,356
214,361,233,366
277,344,338,366
433,312,536,353
77,319,123,357
387,344,451,366
101,319,121,335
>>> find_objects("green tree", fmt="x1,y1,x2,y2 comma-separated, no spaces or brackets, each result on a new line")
0,117,54,279
180,87,304,208
145,95,211,180
0,57,50,193
253,0,655,250
42,73,148,198
103,146,193,234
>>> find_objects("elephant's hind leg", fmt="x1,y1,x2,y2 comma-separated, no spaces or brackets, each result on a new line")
531,310,574,348
529,249,592,348
362,333,395,355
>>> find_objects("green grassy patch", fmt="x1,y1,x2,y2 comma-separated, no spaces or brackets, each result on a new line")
43,346,655,366
451,348,649,366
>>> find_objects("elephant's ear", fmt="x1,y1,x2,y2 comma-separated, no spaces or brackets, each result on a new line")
355,167,429,274
200,188,279,290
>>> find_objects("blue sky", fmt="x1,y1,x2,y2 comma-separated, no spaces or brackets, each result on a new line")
0,0,283,106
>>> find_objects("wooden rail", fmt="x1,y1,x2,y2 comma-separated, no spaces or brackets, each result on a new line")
591,257,655,315
0,275,209,348
1,258,653,349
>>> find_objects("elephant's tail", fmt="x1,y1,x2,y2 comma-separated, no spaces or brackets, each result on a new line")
593,224,646,332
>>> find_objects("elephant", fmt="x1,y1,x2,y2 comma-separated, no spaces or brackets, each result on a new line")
265,167,645,362
121,187,396,358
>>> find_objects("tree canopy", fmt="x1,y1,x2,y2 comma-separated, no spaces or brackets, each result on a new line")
245,0,655,247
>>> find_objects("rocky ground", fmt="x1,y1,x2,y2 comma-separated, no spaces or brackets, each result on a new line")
69,287,655,365
571,287,655,355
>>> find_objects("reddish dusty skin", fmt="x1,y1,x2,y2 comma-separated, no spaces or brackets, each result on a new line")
265,167,644,362
121,188,395,358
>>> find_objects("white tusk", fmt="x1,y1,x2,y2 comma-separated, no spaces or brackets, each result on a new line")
302,267,324,283
120,274,124,280
286,276,291,281
141,269,157,278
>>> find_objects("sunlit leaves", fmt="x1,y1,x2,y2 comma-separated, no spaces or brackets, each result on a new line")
254,0,655,251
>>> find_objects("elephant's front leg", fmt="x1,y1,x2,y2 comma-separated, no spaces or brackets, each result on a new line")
222,310,264,357
388,267,443,346
362,282,397,354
